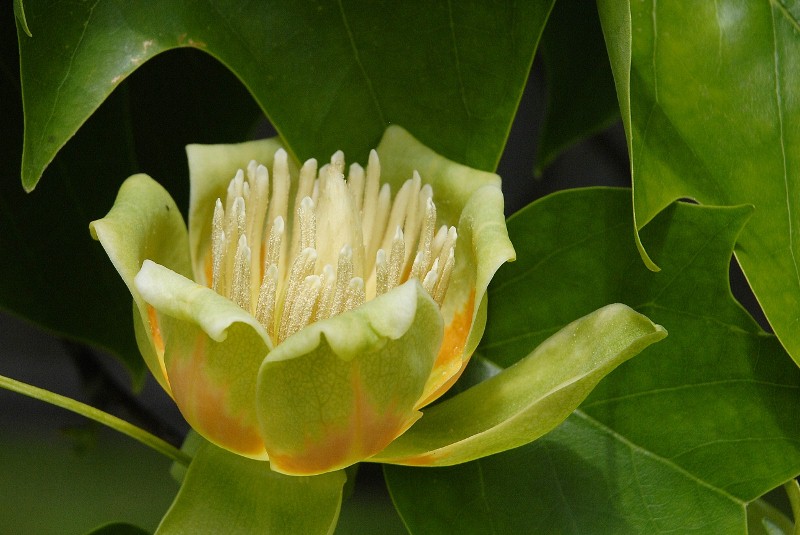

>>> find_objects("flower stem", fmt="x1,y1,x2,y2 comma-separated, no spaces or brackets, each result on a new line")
0,373,191,466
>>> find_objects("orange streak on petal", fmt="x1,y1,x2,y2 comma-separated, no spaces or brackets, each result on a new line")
268,370,419,475
168,333,266,458
147,305,165,354
416,289,476,408
146,305,171,392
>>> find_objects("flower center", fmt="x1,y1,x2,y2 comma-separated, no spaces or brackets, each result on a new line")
209,148,456,343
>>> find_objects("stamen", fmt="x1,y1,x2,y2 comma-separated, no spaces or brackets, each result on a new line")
211,199,226,292
268,149,290,276
331,245,353,317
264,216,284,276
379,179,412,258
344,277,365,312
419,197,437,275
365,183,391,270
246,160,258,182
435,226,458,275
256,264,279,336
431,225,449,260
330,150,345,177
410,251,424,283
347,163,365,212
282,247,318,316
247,164,270,288
433,248,455,305
388,226,405,288
224,196,247,294
314,264,337,321
226,169,244,213
208,149,457,344
375,249,389,296
298,197,316,250
232,235,251,311
280,275,322,342
290,159,318,262
277,247,318,342
361,150,381,256
422,258,440,294
399,172,423,266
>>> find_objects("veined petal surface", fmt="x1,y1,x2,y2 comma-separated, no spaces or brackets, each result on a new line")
135,260,272,458
257,281,443,475
373,304,666,466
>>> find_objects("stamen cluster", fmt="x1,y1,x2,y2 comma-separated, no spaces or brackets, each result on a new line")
209,149,457,343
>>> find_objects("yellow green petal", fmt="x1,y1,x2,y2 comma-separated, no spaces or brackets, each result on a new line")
377,126,516,406
89,174,192,394
135,260,272,459
256,281,443,475
373,304,667,466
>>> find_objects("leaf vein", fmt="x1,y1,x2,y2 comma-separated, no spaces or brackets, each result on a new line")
37,0,100,148
582,379,800,409
335,0,386,125
769,4,800,303
574,410,744,505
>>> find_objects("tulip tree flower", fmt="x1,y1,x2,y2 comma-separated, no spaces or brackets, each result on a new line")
91,126,665,478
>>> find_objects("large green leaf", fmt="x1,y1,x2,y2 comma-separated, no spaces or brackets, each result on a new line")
1,14,261,380
536,0,619,173
156,440,345,534
597,0,800,365
386,188,800,533
7,0,549,378
18,0,553,192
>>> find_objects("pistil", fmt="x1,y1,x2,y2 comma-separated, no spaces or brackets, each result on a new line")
208,149,457,343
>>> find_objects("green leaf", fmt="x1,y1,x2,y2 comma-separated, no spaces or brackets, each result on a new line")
156,440,345,535
373,303,665,466
536,0,619,173
1,9,262,381
597,0,800,365
0,77,146,380
18,1,553,191
387,188,800,533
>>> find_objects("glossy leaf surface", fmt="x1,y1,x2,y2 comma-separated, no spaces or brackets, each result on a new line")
18,0,553,191
1,7,261,381
6,0,547,380
598,0,800,365
156,440,345,534
387,188,800,534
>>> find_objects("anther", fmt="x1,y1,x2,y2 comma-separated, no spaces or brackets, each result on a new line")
232,234,252,311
